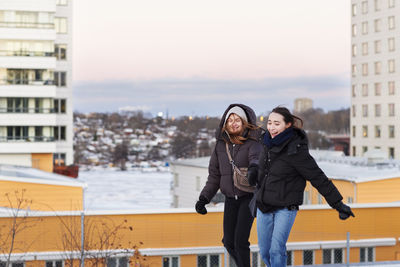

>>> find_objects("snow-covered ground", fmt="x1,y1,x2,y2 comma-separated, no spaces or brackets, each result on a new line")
78,170,172,211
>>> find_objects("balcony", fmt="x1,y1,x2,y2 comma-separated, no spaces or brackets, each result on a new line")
0,112,57,126
0,136,55,142
0,22,54,29
0,26,55,41
0,138,56,153
0,55,56,69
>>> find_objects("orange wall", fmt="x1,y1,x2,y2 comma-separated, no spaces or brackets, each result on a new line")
1,206,399,254
357,178,400,203
0,180,83,211
31,153,53,172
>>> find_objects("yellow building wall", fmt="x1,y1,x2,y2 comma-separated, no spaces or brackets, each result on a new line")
0,180,83,211
307,179,355,205
1,206,400,265
357,177,400,203
31,153,53,172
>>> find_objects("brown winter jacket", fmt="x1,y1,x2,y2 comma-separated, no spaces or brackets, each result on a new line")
199,104,263,201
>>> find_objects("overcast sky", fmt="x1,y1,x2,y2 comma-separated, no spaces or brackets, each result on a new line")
72,0,350,116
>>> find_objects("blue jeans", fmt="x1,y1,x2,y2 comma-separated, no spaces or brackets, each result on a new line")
256,208,297,267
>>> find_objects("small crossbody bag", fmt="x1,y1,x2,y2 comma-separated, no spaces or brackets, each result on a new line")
225,143,256,193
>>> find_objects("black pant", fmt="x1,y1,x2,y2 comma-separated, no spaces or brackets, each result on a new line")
222,195,254,267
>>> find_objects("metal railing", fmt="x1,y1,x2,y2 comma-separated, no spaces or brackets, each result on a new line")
0,21,54,29
0,79,54,86
0,107,56,113
0,50,54,57
0,136,55,142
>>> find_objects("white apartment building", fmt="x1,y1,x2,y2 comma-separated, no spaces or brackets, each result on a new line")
351,0,400,159
0,0,73,172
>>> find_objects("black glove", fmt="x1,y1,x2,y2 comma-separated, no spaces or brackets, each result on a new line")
195,195,209,215
247,163,258,186
333,201,355,220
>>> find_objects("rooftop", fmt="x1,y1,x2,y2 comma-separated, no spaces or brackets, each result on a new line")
171,150,400,183
0,164,86,188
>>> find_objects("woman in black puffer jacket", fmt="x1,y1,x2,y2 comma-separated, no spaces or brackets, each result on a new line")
195,103,262,267
254,107,354,267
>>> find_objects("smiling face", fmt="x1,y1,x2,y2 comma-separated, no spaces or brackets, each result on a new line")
226,113,244,135
267,112,292,138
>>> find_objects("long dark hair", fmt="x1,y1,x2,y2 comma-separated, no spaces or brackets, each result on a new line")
270,106,303,129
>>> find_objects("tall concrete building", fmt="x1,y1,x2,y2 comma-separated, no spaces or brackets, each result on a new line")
351,0,399,159
0,0,73,172
294,98,313,113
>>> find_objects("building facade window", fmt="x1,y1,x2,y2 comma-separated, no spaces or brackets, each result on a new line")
352,85,356,97
303,250,314,265
389,147,395,159
54,44,67,60
107,257,129,267
303,191,311,204
388,37,395,51
287,251,293,266
388,59,395,73
374,40,381,53
375,104,381,117
352,105,356,117
374,61,381,74
362,63,369,76
363,146,368,154
374,83,381,95
53,153,66,165
352,125,356,137
54,72,67,87
389,125,395,138
163,256,179,267
362,104,368,117
53,126,66,141
54,17,67,33
375,0,382,10
46,261,63,267
352,4,357,16
389,81,395,95
389,103,395,116
362,84,368,96
362,42,368,55
362,126,368,137
352,24,357,37
389,0,395,8
360,247,374,262
323,249,343,264
352,44,357,57
352,64,357,77
197,254,219,267
388,16,395,30
375,125,381,137
352,146,356,156
374,19,381,32
56,0,68,5
362,1,369,13
54,99,66,113
362,21,369,34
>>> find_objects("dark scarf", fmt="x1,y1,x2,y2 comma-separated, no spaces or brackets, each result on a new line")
263,127,294,148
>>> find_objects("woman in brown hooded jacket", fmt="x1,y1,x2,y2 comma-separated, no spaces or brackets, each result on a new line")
195,103,262,267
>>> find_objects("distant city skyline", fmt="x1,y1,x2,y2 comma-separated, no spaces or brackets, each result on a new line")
72,0,350,116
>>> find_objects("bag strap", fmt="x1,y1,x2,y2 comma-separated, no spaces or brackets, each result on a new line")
225,142,235,166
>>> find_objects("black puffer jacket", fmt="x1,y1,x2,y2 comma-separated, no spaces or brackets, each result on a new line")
200,104,262,201
256,128,343,209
